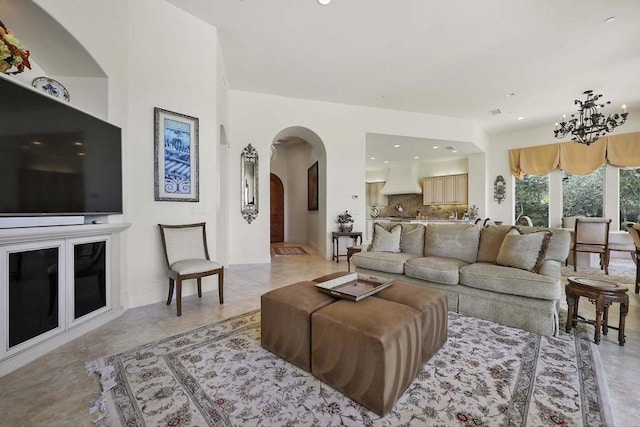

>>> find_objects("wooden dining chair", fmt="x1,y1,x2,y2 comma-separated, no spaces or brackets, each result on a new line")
627,223,640,293
158,222,224,316
572,217,611,274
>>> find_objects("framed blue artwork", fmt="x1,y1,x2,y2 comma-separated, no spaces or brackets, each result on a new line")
154,107,199,202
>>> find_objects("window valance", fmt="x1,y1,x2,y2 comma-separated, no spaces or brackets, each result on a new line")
510,132,640,179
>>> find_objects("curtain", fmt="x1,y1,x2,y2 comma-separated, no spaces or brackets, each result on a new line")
509,131,640,178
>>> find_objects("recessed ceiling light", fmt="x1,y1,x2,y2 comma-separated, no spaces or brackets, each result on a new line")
370,157,376,160
318,0,331,5
393,144,400,148
451,150,457,153
383,160,389,164
73,141,83,146
517,116,525,121
605,16,616,23
432,146,439,149
32,141,42,145
414,156,420,159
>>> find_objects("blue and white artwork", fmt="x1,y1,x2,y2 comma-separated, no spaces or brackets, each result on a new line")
163,118,192,194
154,107,199,202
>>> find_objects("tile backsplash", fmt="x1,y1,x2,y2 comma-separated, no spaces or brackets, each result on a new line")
372,194,468,220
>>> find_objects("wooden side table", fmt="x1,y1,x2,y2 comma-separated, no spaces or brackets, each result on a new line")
332,231,362,263
565,276,629,346
346,246,363,272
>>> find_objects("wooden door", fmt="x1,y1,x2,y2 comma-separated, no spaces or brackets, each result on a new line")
270,173,284,243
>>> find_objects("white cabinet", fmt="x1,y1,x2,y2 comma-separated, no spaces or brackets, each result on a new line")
366,181,387,207
444,174,468,204
0,223,129,376
423,174,467,205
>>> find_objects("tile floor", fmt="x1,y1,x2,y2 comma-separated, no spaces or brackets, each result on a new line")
0,245,638,426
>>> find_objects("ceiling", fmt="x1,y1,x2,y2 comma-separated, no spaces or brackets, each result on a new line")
7,1,639,170
167,0,640,170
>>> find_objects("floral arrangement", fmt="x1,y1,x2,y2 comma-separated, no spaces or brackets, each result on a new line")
337,210,354,232
0,20,31,75
337,210,353,224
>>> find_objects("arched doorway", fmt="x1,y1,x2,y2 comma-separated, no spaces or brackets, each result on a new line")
270,173,284,243
269,126,328,257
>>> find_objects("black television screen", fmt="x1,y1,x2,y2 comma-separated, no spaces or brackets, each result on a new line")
0,77,123,216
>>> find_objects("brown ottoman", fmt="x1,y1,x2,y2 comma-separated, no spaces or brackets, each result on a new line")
375,281,448,364
261,281,336,371
311,298,422,416
313,273,448,365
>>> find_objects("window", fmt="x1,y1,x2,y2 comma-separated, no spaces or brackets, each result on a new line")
562,168,604,217
515,174,549,226
620,168,640,229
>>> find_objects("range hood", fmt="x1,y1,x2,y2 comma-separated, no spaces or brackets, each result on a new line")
380,162,422,195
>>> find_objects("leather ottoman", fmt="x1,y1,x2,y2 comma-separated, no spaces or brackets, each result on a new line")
313,273,448,365
311,297,423,416
261,281,336,371
375,281,448,364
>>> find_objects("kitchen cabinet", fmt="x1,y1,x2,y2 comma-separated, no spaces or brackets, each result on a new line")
423,174,467,205
366,181,387,206
444,174,468,204
423,176,444,204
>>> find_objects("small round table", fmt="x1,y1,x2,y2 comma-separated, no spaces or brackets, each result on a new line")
565,277,629,346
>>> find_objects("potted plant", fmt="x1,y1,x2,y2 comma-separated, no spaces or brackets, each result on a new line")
337,210,354,232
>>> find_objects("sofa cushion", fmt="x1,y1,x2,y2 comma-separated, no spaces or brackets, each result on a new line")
424,223,480,263
517,226,571,263
400,223,425,256
405,256,469,285
459,262,560,300
371,224,401,252
477,224,513,263
351,251,417,274
496,229,551,272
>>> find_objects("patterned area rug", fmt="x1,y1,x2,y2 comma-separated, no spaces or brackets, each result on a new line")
272,246,308,256
87,310,612,427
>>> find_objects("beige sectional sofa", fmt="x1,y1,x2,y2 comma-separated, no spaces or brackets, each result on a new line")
352,222,571,337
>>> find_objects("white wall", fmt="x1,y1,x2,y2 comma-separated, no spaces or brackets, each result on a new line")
485,111,640,226
228,90,479,262
35,0,225,309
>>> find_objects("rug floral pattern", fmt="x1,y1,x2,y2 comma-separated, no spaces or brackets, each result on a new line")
90,310,609,427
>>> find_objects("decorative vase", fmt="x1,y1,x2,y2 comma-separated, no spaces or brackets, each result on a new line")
339,223,353,232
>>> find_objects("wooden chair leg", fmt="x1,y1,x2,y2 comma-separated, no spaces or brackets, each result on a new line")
197,277,202,298
635,259,639,294
573,250,577,271
176,279,182,316
604,251,610,275
166,278,174,305
218,270,224,304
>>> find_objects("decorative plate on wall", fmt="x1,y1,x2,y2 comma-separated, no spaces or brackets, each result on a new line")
31,77,70,102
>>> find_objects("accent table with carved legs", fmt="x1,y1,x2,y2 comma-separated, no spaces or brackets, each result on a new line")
565,276,629,346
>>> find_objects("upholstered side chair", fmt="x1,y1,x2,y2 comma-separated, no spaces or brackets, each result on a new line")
519,216,533,226
627,223,640,293
572,217,611,274
158,222,224,316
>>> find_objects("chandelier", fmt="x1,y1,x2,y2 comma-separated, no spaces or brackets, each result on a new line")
553,90,628,146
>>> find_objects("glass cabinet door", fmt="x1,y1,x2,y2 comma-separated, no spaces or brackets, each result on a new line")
8,247,61,349
72,240,107,321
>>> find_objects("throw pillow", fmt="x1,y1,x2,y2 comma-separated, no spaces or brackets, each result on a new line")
400,223,425,256
371,224,402,252
496,228,552,272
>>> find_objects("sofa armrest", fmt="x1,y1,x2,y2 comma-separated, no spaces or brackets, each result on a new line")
537,259,561,280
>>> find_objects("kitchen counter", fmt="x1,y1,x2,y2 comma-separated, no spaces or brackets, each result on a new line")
371,218,475,224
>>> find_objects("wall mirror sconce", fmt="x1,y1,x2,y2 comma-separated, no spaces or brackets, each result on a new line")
494,175,506,204
241,143,259,223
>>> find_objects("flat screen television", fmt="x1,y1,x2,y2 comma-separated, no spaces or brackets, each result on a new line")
0,76,123,217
